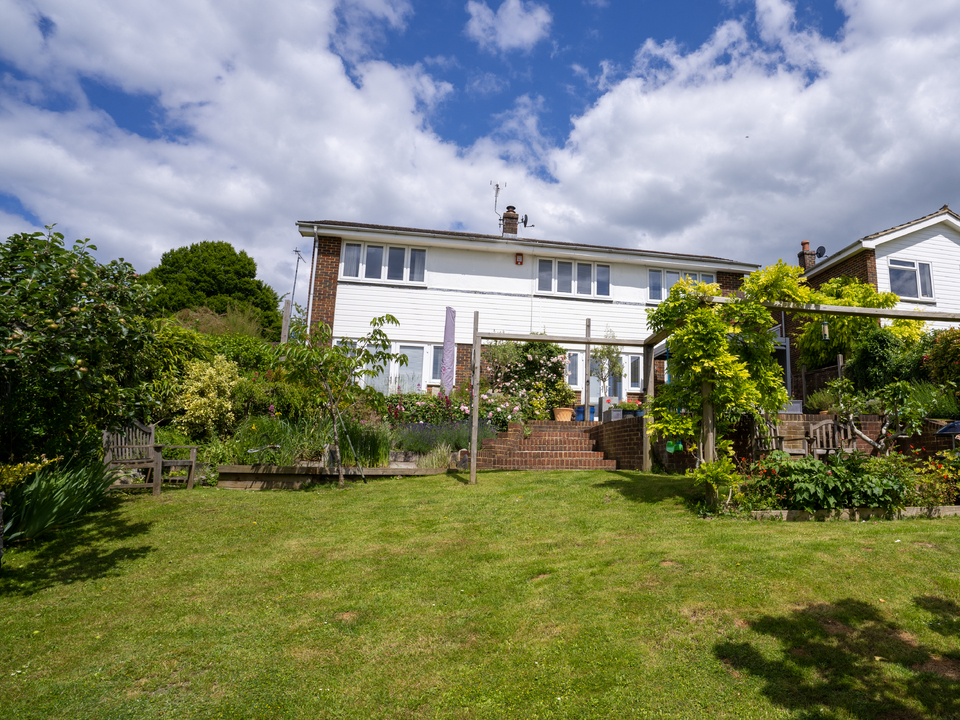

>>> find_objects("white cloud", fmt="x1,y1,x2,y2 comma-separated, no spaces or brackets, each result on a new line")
467,71,508,96
1,0,960,305
464,0,552,54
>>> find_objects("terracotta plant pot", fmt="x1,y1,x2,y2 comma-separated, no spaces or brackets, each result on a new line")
552,407,574,422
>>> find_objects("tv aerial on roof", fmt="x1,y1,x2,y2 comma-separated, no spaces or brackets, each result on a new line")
816,246,827,258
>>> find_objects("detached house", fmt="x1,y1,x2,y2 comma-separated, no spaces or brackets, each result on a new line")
791,205,960,392
298,207,758,403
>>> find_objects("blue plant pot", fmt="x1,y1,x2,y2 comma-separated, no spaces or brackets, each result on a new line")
575,405,596,422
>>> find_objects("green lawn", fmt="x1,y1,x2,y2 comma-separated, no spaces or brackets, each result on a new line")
2,471,959,719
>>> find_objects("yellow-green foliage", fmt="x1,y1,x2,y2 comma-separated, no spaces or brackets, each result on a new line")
795,277,899,368
174,355,241,439
646,276,789,456
0,457,56,492
887,318,927,344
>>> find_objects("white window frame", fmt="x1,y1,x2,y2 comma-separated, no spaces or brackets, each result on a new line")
340,241,427,285
430,344,445,383
536,258,611,298
356,341,432,394
627,354,642,391
648,269,715,302
887,257,934,301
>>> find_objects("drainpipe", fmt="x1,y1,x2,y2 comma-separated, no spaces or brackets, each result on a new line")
305,225,318,338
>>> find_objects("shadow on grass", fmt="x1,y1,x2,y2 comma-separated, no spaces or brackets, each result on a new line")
1,495,154,597
593,471,702,505
715,598,960,720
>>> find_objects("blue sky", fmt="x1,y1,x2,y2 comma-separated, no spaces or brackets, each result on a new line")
1,0,959,302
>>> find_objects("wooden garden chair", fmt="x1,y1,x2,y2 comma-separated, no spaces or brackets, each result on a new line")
102,420,198,495
807,419,856,460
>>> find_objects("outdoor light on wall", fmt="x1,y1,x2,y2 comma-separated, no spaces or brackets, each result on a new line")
821,320,830,341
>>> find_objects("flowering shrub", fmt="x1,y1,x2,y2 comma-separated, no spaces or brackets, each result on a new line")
486,340,575,421
907,450,960,506
174,354,241,439
481,392,523,430
385,390,470,425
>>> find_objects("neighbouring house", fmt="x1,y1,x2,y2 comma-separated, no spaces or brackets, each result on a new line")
790,204,960,394
297,207,758,404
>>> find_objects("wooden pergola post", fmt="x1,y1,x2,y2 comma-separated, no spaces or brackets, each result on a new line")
583,319,591,422
469,311,481,485
642,342,655,473
701,379,718,505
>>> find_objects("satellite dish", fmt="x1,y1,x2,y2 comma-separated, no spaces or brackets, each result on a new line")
816,246,826,258
522,214,528,227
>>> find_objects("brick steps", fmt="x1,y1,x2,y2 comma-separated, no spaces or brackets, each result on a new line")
476,421,612,471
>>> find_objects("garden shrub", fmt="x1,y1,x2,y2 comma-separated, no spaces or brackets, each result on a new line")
0,228,154,462
209,333,276,372
174,355,241,439
844,326,926,391
926,328,960,386
906,451,960,506
482,340,575,421
231,372,321,423
737,450,915,512
3,461,118,542
385,390,470,425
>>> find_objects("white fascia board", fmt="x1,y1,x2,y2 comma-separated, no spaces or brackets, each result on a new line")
860,214,960,249
297,222,758,274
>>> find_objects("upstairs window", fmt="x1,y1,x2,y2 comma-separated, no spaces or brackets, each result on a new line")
648,269,715,301
537,259,610,297
888,258,933,300
341,242,427,284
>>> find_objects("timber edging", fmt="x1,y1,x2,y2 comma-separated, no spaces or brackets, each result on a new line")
750,506,960,521
217,465,448,490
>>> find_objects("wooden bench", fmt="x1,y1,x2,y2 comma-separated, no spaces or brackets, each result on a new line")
807,419,856,459
103,421,198,495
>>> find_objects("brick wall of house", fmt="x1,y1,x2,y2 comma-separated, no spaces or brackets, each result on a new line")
807,249,878,291
717,271,747,296
309,235,342,335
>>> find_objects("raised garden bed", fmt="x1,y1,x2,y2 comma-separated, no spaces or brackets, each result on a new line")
750,505,960,521
217,464,449,490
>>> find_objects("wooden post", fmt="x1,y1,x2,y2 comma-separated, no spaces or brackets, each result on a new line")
469,311,481,485
801,364,807,408
152,444,163,496
642,342,655,472
584,319,591,422
702,380,717,505
837,353,844,379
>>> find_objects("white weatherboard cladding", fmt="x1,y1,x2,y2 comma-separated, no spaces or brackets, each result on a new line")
333,244,656,344
875,222,960,331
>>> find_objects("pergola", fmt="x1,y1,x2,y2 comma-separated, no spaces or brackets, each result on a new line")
467,300,960,484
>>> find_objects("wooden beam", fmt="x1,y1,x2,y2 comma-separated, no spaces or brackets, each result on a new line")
710,296,960,322
476,331,648,347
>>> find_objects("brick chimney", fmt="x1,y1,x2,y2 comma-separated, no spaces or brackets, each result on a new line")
502,205,519,235
798,240,816,271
